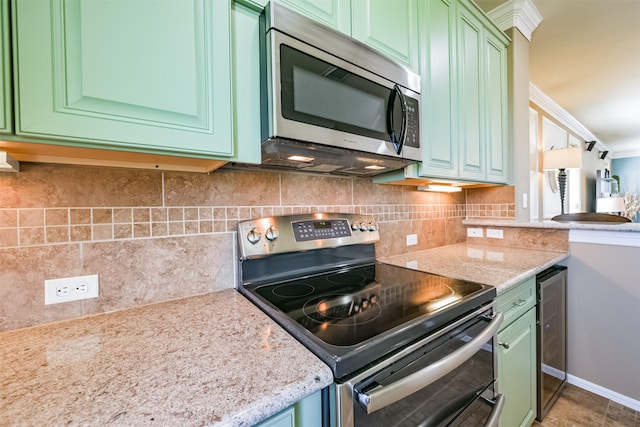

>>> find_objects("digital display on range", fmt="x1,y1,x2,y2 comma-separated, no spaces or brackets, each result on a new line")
292,219,352,241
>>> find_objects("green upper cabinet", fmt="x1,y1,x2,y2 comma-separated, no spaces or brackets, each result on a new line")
0,0,11,135
351,0,419,73
12,0,233,158
419,0,458,178
276,0,351,34
375,0,509,186
457,0,508,183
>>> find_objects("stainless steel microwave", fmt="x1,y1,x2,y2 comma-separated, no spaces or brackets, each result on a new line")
259,2,422,176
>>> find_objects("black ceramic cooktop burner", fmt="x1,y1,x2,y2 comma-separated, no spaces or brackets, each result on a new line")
252,262,487,347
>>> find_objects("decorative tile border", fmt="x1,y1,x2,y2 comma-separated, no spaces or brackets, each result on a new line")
0,204,467,248
466,203,515,219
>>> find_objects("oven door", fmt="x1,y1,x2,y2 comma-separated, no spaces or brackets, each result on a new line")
333,306,504,427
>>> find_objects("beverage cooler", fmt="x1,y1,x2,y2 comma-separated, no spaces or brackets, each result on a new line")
536,266,568,421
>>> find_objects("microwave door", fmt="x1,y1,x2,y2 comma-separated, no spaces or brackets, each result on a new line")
387,84,407,155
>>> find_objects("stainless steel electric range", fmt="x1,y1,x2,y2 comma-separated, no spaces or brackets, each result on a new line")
237,213,504,427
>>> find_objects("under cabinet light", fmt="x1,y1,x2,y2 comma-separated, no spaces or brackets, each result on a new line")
364,165,386,170
417,184,462,193
0,151,19,172
288,155,314,163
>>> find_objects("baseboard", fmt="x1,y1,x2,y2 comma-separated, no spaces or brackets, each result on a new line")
567,374,640,411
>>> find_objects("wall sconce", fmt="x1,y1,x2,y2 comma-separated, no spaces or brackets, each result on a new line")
599,151,608,160
543,147,582,215
417,184,462,193
585,141,596,151
0,151,19,172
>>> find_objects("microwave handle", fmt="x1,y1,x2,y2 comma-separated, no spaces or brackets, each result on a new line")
387,84,407,155
356,312,503,414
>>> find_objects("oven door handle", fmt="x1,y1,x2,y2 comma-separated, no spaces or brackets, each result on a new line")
356,312,503,414
485,393,505,427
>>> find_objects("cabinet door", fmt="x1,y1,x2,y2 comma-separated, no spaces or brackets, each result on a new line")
0,0,11,134
351,0,419,72
13,0,233,157
418,0,458,178
484,31,508,183
277,0,351,34
497,308,537,427
456,3,484,181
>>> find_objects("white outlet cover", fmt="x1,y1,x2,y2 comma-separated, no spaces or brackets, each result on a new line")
487,229,504,239
45,274,99,305
467,228,483,238
406,234,418,246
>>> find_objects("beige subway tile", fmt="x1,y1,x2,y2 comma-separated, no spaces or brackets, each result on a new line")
199,220,213,233
0,228,19,247
184,208,199,221
70,225,91,242
213,208,226,220
238,207,251,220
250,207,263,219
70,208,91,225
19,227,45,246
19,209,44,227
214,220,227,232
226,207,239,219
133,208,151,223
114,224,133,239
168,222,184,235
226,219,238,231
45,209,68,226
92,224,113,240
184,221,199,234
79,234,234,316
45,226,69,243
151,222,168,237
164,169,280,206
133,223,151,238
168,207,184,221
198,207,213,220
151,208,168,222
0,245,83,331
92,208,113,224
0,164,163,208
114,208,132,224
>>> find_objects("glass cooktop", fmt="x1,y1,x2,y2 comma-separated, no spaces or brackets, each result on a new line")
250,262,489,347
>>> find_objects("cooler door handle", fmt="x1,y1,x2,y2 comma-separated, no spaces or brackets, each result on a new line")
356,312,503,414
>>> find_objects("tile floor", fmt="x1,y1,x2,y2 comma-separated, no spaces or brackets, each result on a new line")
533,384,639,426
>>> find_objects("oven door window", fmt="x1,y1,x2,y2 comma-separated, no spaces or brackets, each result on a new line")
279,45,391,141
353,317,495,427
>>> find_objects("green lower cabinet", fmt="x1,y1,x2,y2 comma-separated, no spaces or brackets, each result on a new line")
255,390,323,427
497,307,537,427
12,0,234,158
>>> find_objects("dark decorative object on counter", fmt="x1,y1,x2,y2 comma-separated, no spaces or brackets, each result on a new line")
551,212,631,223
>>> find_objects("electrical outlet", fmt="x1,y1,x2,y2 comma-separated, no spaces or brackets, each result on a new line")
45,274,99,305
467,228,483,238
406,234,418,246
487,228,504,239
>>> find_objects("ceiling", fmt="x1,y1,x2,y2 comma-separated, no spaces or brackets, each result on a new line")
477,0,640,158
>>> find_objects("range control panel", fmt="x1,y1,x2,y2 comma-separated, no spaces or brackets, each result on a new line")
237,213,379,260
292,219,351,241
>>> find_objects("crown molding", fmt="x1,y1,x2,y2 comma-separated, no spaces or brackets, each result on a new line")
529,82,609,152
487,0,543,41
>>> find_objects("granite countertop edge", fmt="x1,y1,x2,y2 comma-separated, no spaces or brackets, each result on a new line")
463,219,640,232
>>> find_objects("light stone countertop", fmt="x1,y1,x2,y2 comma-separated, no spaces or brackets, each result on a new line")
464,219,640,232
0,289,333,427
379,243,569,293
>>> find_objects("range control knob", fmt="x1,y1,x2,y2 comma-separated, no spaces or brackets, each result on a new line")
368,223,378,231
361,299,369,310
265,225,279,241
359,224,368,232
351,222,360,231
369,295,379,305
247,228,261,244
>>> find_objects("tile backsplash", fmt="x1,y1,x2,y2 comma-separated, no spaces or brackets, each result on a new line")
0,164,514,332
